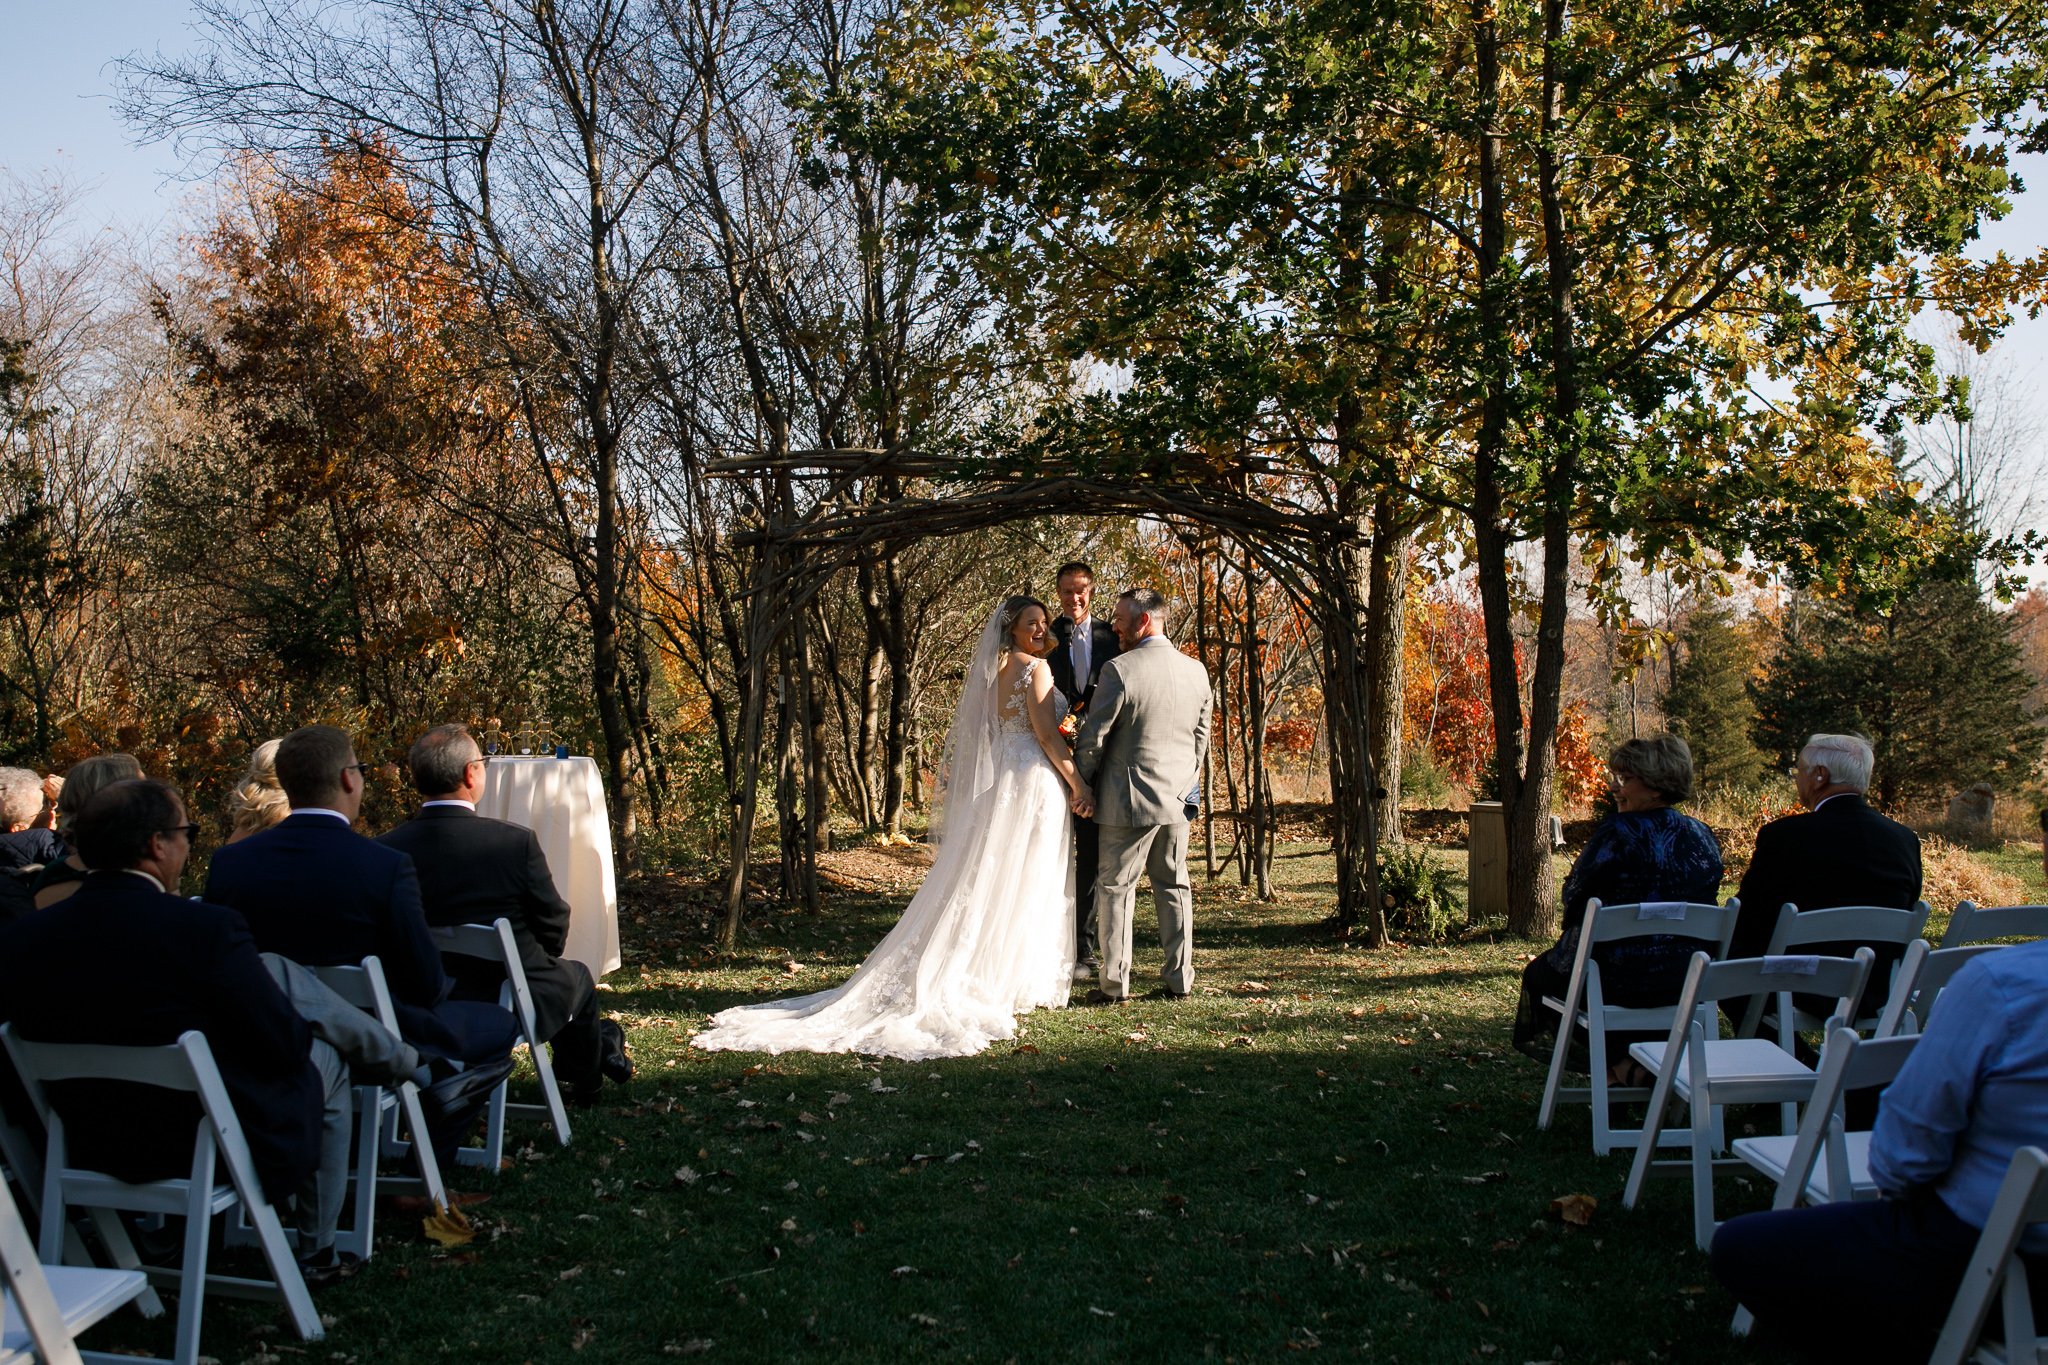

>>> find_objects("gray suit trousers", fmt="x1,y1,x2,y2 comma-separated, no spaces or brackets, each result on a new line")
1095,822,1194,999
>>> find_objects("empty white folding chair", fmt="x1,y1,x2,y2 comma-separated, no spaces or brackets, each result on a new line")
1,1026,321,1365
1535,898,1739,1155
1735,901,1931,1039
0,1172,148,1365
1622,947,1875,1251
305,957,448,1255
1724,1025,1921,1338
1944,902,2048,949
435,919,571,1171
1875,940,2005,1038
1928,1145,2048,1365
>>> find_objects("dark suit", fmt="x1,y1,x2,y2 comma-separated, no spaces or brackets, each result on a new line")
1049,614,1122,966
1730,792,1924,1026
378,804,603,1085
204,812,517,1065
1732,793,1924,957
1048,615,1121,712
0,873,322,1202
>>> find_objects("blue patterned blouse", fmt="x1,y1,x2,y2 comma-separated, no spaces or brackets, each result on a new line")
1541,806,1726,985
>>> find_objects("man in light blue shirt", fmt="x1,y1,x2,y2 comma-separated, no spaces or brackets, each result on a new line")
1712,940,2048,1362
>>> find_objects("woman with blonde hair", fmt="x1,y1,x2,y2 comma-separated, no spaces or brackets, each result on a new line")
225,739,289,844
29,752,145,909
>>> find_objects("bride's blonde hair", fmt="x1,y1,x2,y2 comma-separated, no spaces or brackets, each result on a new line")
996,595,1048,651
227,738,290,839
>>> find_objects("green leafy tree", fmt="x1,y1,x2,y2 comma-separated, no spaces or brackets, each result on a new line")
830,0,2048,938
1663,602,1769,790
1750,577,2042,808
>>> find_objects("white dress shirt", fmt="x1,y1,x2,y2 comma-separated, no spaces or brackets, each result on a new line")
1069,618,1092,688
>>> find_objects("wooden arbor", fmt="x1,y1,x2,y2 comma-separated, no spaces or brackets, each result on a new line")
706,449,1389,946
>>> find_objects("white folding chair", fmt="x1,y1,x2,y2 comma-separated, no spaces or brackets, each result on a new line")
1875,940,2005,1038
1928,1146,2048,1365
0,1172,148,1365
1535,898,1739,1155
1944,903,2048,949
305,958,448,1254
435,919,571,1170
1724,1025,1921,1337
1,1026,322,1365
1621,947,1876,1251
1735,902,1931,1039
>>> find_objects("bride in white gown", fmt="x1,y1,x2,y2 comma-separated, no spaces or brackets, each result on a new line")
692,595,1092,1060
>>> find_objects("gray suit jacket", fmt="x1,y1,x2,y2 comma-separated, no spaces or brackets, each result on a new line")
1074,636,1213,827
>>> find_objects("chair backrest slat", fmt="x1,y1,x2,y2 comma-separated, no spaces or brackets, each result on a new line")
1943,902,2048,949
1695,948,1875,1006
1766,902,1931,953
1582,899,1739,951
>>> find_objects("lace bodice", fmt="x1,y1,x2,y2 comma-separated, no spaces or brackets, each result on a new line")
1000,657,1065,738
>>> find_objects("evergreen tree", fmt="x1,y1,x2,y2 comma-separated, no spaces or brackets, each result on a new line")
1750,578,2042,809
1664,602,1769,790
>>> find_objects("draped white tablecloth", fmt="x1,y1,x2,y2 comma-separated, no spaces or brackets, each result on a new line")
477,756,621,978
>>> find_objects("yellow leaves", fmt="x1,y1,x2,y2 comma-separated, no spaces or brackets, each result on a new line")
422,1203,476,1247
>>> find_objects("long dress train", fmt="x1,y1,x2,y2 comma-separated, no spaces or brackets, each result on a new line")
692,656,1076,1060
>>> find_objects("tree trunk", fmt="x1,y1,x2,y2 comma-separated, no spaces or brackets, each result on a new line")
1365,492,1412,844
1243,552,1274,898
1321,506,1387,944
880,550,912,836
856,554,886,826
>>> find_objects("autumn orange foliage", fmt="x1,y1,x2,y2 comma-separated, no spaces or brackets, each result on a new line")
1403,584,1605,808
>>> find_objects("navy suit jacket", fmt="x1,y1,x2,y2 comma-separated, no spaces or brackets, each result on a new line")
0,873,320,1200
204,812,515,1062
379,805,591,1038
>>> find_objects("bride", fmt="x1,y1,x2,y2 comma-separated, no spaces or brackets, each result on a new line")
692,594,1092,1060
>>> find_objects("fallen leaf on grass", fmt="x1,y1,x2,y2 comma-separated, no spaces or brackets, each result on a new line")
892,1265,918,1277
559,1265,585,1280
1549,1193,1597,1226
910,1313,941,1327
1013,1043,1040,1055
868,1077,899,1094
673,1166,701,1186
570,1321,597,1350
422,1205,475,1247
1088,1306,1116,1318
662,1341,715,1356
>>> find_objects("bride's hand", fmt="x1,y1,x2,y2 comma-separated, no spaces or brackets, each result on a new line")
1069,781,1095,818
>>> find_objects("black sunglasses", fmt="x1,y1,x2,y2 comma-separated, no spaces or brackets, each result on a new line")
160,823,201,841
341,762,372,779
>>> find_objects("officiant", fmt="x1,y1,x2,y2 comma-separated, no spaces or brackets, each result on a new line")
1048,561,1121,976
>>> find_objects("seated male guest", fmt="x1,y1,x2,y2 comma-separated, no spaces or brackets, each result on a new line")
203,724,518,1069
380,725,630,1104
1712,939,2048,1363
1728,732,1922,1024
0,765,63,869
0,780,360,1284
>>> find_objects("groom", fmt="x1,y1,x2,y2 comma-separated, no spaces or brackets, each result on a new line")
1048,561,1120,975
1072,587,1212,1002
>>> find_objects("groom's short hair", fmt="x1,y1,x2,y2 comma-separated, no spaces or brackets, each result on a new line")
1056,561,1094,583
1120,587,1170,633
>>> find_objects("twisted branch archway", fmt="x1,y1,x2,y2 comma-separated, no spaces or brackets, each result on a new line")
706,451,1389,945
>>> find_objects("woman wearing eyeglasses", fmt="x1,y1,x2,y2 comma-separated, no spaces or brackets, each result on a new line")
1511,734,1724,1085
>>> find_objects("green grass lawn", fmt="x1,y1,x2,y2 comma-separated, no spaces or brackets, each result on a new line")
64,841,1851,1364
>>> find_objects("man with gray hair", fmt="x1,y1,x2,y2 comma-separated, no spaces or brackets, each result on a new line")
1729,732,1924,963
1073,587,1213,1002
0,766,62,870
380,725,629,1105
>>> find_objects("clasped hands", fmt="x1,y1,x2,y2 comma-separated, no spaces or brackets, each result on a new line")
1069,782,1095,819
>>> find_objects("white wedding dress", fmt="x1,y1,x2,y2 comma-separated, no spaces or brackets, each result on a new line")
693,610,1077,1061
